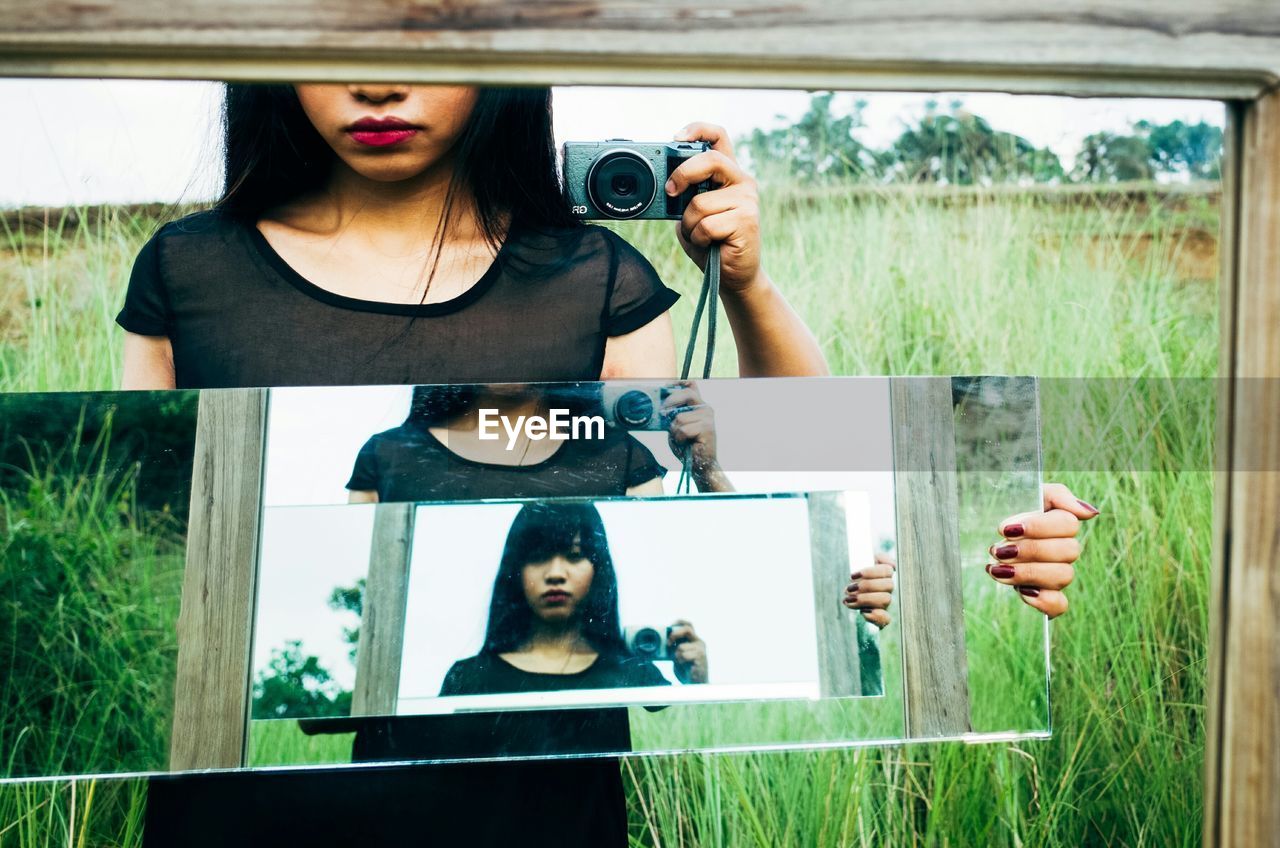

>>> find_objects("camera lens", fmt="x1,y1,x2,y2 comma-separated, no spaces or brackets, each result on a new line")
613,390,655,428
632,628,663,657
587,150,657,220
611,173,638,197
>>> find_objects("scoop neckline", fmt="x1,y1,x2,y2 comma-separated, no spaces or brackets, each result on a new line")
495,652,602,677
244,216,520,317
412,420,570,471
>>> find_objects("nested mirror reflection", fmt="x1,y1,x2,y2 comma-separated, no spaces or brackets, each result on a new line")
0,376,1043,782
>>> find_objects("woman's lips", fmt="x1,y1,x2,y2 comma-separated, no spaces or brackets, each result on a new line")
346,118,419,147
350,129,417,147
542,591,570,603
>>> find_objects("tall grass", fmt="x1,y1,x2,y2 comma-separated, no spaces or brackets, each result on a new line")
0,412,185,847
0,184,1217,845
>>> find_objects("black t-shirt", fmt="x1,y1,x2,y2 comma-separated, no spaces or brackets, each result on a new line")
116,210,679,388
140,209,681,848
345,419,666,501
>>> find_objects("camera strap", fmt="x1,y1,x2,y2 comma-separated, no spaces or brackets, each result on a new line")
674,242,720,494
679,242,720,381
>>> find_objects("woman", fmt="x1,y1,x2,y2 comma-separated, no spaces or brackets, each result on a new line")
117,84,826,389
445,501,708,698
133,82,1089,846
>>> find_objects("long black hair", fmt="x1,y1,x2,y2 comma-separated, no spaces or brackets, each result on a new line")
216,84,583,299
480,502,627,657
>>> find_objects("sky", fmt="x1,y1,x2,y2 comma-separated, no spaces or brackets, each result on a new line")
0,78,1225,208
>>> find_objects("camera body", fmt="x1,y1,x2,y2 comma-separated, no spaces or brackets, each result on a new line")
562,139,711,220
600,384,671,430
624,625,673,661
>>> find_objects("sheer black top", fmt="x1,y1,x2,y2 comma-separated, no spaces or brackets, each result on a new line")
345,419,666,501
116,210,680,388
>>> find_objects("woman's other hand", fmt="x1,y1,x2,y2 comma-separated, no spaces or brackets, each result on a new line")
986,482,1099,619
666,122,762,294
843,552,896,629
668,619,709,684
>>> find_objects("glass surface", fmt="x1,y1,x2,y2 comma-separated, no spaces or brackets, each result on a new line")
0,391,198,781
0,377,1044,781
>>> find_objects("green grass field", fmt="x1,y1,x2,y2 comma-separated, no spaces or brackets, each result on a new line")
0,183,1216,846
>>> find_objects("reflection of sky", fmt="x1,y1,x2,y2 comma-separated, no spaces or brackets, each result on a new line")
0,78,1224,208
397,496,839,704
264,386,413,506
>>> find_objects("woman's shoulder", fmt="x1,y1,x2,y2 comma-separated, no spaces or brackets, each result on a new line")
504,219,650,271
609,653,670,687
147,208,242,244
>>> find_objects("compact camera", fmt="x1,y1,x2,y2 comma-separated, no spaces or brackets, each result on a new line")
562,139,711,220
624,625,674,661
600,385,672,430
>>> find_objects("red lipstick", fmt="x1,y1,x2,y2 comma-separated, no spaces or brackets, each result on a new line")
346,116,419,147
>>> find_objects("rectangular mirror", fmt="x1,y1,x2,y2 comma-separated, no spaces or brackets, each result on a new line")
0,375,1042,782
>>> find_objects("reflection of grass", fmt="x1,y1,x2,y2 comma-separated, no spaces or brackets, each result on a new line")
0,415,185,846
246,721,354,767
0,183,1215,845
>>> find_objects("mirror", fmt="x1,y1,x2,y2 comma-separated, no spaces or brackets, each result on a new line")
0,375,1043,781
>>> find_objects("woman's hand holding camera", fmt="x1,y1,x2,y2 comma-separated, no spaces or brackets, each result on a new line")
666,123,762,294
986,482,1098,619
661,381,733,493
665,122,828,377
668,619,708,684
843,552,896,629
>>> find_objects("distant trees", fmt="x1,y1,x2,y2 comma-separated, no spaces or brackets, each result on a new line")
250,580,363,719
740,94,1222,186
251,640,352,720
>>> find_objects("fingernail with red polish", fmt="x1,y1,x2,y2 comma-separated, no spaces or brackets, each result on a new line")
846,582,859,593
850,572,862,581
1077,499,1099,515
1003,523,1024,538
994,544,1018,560
1018,587,1041,598
989,565,1016,579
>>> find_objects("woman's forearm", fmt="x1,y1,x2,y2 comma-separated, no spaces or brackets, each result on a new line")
722,271,829,377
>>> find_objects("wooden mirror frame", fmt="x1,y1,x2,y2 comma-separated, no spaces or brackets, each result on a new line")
1,4,1274,844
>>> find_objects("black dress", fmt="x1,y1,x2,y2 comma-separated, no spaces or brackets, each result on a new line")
130,209,681,847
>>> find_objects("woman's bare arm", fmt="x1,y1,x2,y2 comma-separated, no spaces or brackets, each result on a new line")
122,333,177,390
601,312,678,380
348,490,379,504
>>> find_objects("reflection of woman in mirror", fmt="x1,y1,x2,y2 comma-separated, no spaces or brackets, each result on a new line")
442,502,708,699
345,382,734,503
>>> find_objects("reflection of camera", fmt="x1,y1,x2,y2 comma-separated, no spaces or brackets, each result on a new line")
562,140,711,220
624,625,673,661
601,385,671,430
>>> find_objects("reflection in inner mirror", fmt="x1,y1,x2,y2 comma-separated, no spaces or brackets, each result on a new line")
252,492,879,732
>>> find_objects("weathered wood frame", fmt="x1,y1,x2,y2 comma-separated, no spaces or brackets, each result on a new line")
5,3,1274,842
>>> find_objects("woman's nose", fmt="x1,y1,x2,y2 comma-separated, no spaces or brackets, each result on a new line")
543,557,569,582
347,83,410,105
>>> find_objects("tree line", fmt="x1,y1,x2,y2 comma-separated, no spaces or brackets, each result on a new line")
739,94,1223,186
